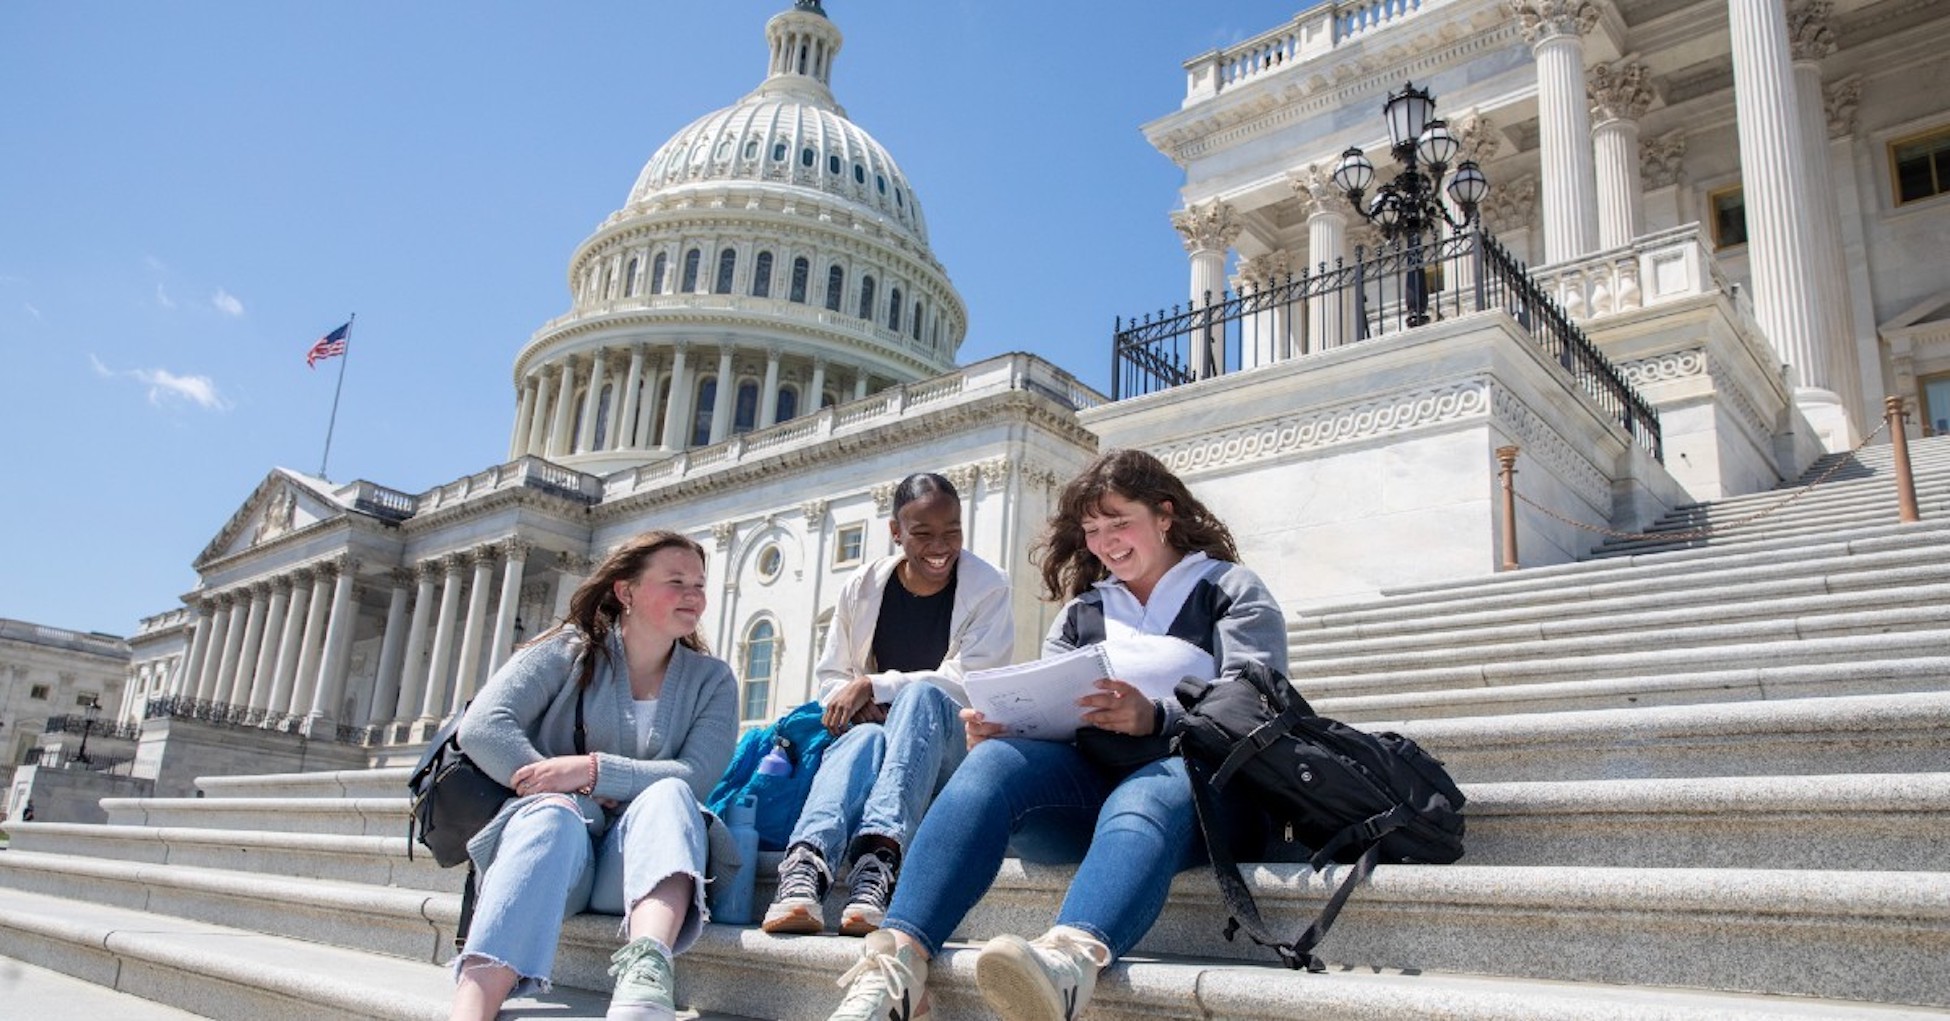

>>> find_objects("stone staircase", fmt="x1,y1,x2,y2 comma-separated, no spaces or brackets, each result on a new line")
2,435,1949,1018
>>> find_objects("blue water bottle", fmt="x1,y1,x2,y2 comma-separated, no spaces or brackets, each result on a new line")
711,793,761,924
757,738,794,778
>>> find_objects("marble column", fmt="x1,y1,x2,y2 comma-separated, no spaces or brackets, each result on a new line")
225,585,269,708
288,566,336,718
1171,200,1242,378
1589,60,1655,251
634,355,664,450
391,561,439,725
366,571,412,727
1292,167,1351,352
508,381,535,461
547,359,578,458
808,358,827,408
759,347,782,427
552,552,592,622
418,555,466,723
246,581,290,711
307,559,360,730
614,345,645,451
1511,0,1601,263
179,604,213,701
488,539,530,674
450,547,498,714
578,348,608,452
660,343,691,453
267,571,312,716
708,347,736,443
1728,0,1842,443
852,372,868,401
1790,0,1864,437
525,371,553,458
210,595,249,707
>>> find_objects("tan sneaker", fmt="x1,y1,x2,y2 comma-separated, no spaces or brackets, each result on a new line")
827,929,931,1021
838,847,897,937
974,926,1111,1021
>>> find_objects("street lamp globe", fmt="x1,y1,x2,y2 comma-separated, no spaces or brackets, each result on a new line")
1332,146,1376,196
1416,119,1461,172
1447,160,1490,210
1383,82,1435,152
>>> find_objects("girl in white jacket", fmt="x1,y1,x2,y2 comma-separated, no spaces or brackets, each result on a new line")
761,472,1015,937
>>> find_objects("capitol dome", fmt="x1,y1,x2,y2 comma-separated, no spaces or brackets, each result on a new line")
506,1,967,476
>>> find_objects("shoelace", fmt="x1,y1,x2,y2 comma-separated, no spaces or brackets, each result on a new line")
608,941,669,986
849,853,895,905
777,846,829,901
1032,929,1112,977
834,946,914,1005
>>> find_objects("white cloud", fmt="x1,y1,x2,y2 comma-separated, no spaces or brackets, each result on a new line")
211,288,245,317
143,255,168,274
24,302,42,320
91,353,229,411
155,283,177,310
131,367,228,411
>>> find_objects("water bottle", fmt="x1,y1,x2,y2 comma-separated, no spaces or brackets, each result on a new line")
711,793,761,924
757,738,794,778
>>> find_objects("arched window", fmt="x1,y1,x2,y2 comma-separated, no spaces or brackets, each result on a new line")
825,266,845,311
734,380,760,434
827,153,842,175
853,163,865,185
790,257,810,303
741,619,777,722
800,146,816,168
912,301,924,341
858,275,876,320
743,137,760,160
776,386,799,423
650,252,667,294
692,377,717,447
680,248,701,292
714,247,736,294
751,251,774,298
623,257,638,297
772,140,788,162
715,136,733,161
888,287,903,331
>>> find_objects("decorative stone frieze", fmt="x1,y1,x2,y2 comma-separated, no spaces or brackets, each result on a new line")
1825,76,1863,139
1289,166,1353,218
1155,380,1493,479
554,550,594,575
1237,251,1293,289
1641,132,1688,190
1507,0,1599,45
800,498,829,522
500,537,532,561
977,456,1011,487
1588,61,1655,125
1787,0,1836,63
1457,112,1504,163
1480,174,1539,232
869,482,897,513
942,465,978,495
1620,348,1707,388
1170,200,1242,254
711,521,735,551
1487,384,1611,511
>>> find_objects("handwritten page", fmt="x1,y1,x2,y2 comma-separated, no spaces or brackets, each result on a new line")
963,634,1217,741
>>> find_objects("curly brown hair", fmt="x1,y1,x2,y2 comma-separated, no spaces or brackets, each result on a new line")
1031,449,1239,601
541,530,710,688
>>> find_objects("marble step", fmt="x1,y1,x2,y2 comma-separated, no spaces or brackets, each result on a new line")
1295,628,1950,701
2,820,459,892
100,795,406,835
1391,691,1950,782
1590,510,1946,558
0,957,209,1020
198,765,413,799
3,888,1937,1021
1639,483,1950,533
1290,580,1950,666
2,846,1947,1008
1299,520,1950,616
1313,655,1950,721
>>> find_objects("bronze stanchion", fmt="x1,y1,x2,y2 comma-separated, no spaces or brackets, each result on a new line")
1497,445,1520,571
1886,397,1921,524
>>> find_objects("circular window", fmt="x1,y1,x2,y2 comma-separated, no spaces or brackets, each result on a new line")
757,545,784,583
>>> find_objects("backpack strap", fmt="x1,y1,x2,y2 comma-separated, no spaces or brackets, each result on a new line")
1212,700,1311,791
454,864,481,953
574,684,587,756
1308,803,1414,871
1183,756,1326,972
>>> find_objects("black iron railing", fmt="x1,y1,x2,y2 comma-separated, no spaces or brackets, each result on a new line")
20,747,137,775
141,695,378,746
44,714,142,742
1111,227,1663,462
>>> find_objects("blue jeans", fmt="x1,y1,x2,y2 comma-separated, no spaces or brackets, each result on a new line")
788,682,966,865
454,777,709,995
879,738,1203,962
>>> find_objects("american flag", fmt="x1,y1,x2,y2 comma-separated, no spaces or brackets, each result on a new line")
306,322,350,368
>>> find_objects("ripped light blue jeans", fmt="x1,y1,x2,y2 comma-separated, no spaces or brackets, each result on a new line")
454,776,709,994
787,682,966,865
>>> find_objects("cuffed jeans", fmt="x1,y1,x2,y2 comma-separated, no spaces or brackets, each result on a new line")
879,738,1204,962
788,682,966,866
454,777,709,995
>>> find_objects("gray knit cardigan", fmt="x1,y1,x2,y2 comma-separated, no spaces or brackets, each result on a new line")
458,627,740,874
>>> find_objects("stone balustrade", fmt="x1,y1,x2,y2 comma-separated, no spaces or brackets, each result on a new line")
1530,224,1754,323
525,290,942,371
1183,0,1438,103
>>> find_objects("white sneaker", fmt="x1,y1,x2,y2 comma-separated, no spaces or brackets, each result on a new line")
839,847,898,936
827,929,931,1021
974,926,1111,1021
762,842,832,935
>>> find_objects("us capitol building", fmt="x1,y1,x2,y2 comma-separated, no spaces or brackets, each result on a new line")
45,0,1946,801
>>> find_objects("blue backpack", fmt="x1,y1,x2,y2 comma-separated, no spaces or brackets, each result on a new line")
705,700,837,851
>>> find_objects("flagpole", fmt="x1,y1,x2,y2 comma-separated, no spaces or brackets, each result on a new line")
318,312,356,480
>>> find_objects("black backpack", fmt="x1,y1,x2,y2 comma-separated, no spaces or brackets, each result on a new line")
1174,661,1465,971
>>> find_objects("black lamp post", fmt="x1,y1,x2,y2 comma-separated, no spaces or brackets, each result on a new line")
1332,82,1491,326
75,695,101,765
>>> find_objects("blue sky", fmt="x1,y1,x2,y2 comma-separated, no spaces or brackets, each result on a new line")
0,1,1311,637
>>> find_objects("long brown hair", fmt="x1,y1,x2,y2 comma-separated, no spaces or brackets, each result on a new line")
545,530,710,688
1031,449,1239,601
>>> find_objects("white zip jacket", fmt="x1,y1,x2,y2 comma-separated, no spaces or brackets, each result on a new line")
813,549,1014,708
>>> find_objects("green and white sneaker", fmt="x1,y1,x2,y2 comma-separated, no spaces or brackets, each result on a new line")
606,936,676,1021
974,926,1111,1021
827,929,931,1021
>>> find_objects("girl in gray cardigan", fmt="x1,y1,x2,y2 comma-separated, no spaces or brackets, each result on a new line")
449,530,738,1021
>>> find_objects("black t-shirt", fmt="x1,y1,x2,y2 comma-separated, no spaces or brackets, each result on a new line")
869,562,959,674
